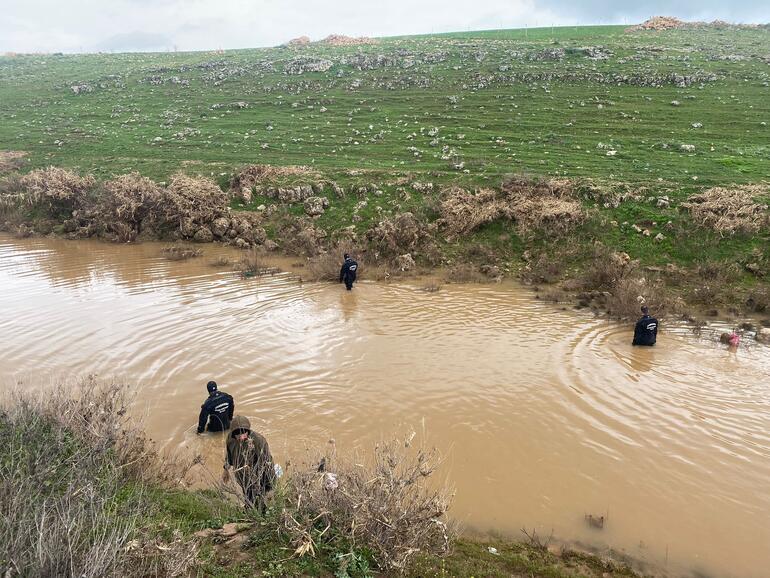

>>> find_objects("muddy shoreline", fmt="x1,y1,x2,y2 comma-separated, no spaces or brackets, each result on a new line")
1,164,768,345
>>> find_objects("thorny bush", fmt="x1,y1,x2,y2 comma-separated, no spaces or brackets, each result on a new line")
280,435,454,572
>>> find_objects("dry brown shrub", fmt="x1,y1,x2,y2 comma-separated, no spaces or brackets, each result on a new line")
438,176,585,239
578,245,635,291
19,166,96,213
681,185,769,236
500,175,586,236
229,164,317,191
0,151,27,173
282,436,453,571
521,252,567,284
365,212,424,258
160,173,229,234
275,216,327,256
605,276,674,319
305,251,344,282
238,248,280,277
436,187,500,237
94,173,164,241
0,377,199,578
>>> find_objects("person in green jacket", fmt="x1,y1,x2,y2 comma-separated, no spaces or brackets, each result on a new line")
223,415,276,511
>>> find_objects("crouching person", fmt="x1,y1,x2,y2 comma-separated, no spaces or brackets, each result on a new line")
223,415,276,512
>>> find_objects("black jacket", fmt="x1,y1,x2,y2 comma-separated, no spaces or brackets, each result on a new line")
339,258,358,283
632,315,658,346
197,391,234,433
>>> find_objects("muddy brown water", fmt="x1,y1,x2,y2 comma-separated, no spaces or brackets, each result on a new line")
1,235,769,577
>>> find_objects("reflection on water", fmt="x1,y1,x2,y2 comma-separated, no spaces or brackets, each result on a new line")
1,235,769,578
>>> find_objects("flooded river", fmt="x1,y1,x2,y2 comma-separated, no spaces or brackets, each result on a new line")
1,235,769,578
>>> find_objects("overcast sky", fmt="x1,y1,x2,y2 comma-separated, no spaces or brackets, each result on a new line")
3,0,768,54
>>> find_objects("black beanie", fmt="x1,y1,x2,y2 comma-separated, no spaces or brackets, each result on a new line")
207,381,217,393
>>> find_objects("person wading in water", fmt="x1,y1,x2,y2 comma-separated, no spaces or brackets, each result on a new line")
197,381,234,434
223,415,276,511
632,305,658,346
339,253,358,291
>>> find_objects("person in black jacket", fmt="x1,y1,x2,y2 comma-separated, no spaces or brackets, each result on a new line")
197,381,234,434
632,305,658,346
339,253,358,291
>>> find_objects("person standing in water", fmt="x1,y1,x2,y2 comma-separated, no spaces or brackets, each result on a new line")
339,253,358,291
197,381,234,434
223,415,276,511
632,305,658,346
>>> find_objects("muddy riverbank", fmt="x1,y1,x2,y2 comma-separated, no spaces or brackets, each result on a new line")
1,234,769,577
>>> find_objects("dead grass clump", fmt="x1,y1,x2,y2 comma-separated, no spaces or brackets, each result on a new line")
501,175,586,236
0,151,27,173
437,187,501,237
0,174,25,218
681,185,769,236
438,176,585,239
282,436,453,571
366,212,424,258
161,245,203,261
229,164,316,191
19,166,96,215
162,172,229,233
94,173,164,241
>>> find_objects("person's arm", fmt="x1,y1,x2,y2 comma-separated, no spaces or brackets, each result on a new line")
228,394,235,421
632,320,642,345
339,263,346,282
197,404,208,434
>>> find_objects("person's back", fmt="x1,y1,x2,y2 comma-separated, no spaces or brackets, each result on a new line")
197,381,234,434
339,253,358,290
632,306,658,346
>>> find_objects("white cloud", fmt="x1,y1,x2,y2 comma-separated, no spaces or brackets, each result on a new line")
1,0,767,53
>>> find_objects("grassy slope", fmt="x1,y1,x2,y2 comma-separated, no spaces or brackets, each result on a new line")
0,25,768,301
148,488,641,578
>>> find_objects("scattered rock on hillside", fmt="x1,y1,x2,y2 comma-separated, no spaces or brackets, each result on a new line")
304,196,329,216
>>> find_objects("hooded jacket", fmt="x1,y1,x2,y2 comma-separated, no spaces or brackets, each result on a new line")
226,416,275,492
339,257,358,284
197,390,234,433
632,314,658,346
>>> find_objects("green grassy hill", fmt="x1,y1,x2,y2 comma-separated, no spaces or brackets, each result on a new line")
1,24,768,317
1,24,767,184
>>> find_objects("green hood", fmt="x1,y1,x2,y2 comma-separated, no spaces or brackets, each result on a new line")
230,415,251,431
